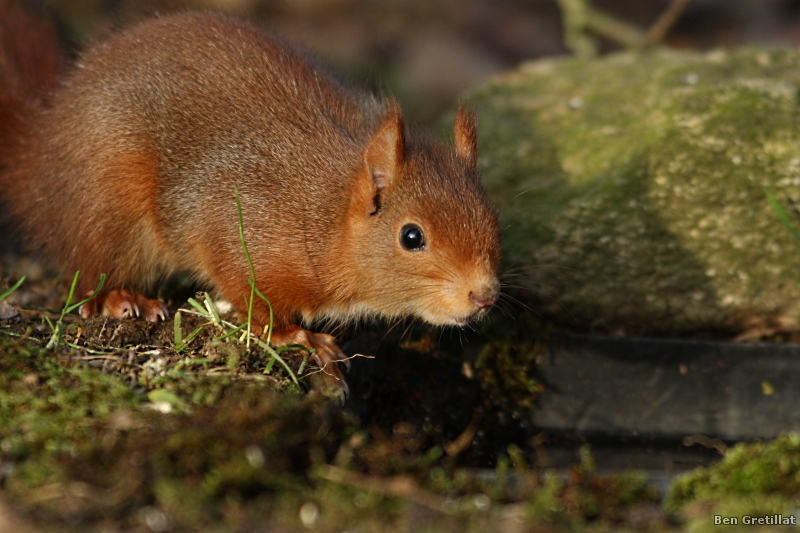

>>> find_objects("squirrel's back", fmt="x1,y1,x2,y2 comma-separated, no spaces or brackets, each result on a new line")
1,13,389,291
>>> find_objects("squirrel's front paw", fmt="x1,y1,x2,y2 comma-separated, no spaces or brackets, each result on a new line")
270,326,350,398
79,289,168,322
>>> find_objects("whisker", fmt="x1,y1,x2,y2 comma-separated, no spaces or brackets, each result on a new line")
498,292,534,313
382,316,406,342
511,186,547,201
514,263,582,273
457,327,466,350
400,318,419,344
437,326,447,348
494,300,515,318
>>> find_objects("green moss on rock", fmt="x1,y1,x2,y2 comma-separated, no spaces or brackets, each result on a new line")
465,48,800,334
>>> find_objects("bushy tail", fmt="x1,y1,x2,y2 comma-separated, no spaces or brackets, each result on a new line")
0,0,65,156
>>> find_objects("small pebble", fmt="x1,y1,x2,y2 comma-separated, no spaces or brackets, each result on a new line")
0,300,19,321
299,502,320,528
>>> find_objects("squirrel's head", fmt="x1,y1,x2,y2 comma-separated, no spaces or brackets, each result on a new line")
339,104,501,326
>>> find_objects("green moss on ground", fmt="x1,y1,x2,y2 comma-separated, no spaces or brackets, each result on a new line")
0,333,666,532
667,435,800,532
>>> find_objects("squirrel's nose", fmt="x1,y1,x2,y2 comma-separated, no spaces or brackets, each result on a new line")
469,281,499,310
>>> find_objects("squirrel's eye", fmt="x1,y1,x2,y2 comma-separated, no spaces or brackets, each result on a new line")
400,224,425,251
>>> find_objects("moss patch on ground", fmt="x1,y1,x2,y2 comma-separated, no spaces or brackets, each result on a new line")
5,276,800,531
0,330,669,532
667,435,800,532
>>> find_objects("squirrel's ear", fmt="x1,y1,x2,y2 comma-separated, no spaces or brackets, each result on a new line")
454,105,477,168
362,103,405,215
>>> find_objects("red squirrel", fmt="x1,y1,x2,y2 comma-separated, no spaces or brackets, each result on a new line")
0,3,501,387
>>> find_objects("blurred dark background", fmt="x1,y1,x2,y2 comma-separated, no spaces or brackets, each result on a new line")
28,0,800,123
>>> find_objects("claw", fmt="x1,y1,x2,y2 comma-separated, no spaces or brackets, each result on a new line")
79,301,94,319
136,295,169,322
101,289,140,319
270,326,350,398
79,289,168,323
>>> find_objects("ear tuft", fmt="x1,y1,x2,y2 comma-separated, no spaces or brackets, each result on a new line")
362,103,405,215
454,105,477,168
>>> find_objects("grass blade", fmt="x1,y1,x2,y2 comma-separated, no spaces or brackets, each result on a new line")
234,187,257,349
203,292,221,324
0,276,25,302
174,311,184,352
187,297,208,315
765,187,800,242
233,186,299,386
64,273,107,315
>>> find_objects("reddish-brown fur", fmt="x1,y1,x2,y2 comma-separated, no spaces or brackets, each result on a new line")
0,6,501,389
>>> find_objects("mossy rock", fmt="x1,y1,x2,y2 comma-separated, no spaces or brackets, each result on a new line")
464,47,800,335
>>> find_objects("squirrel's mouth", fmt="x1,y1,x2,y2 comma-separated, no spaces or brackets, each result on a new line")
453,307,489,326
420,289,498,326
424,311,478,327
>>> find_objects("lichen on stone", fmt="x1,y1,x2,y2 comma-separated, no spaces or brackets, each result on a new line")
465,47,800,334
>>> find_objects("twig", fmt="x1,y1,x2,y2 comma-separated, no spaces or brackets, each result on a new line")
300,352,374,378
444,409,482,457
645,0,693,46
557,0,693,55
316,465,450,513
584,5,646,49
557,0,599,58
